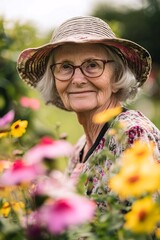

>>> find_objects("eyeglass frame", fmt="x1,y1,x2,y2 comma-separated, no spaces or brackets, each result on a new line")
50,59,114,81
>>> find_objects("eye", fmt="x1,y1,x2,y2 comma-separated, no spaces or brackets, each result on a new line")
87,61,98,69
60,63,72,71
84,60,102,73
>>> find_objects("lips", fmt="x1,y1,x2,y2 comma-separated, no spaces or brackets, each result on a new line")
68,90,95,95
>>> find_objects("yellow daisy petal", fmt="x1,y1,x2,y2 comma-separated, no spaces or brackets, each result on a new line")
10,120,28,138
93,106,122,124
0,202,11,217
121,140,154,166
0,131,10,138
109,160,160,199
124,197,160,234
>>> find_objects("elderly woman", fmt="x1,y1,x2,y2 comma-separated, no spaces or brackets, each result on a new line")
17,16,160,196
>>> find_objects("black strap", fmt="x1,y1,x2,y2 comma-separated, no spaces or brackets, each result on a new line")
80,107,128,163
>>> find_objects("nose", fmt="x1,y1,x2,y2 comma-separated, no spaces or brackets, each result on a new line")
71,67,87,85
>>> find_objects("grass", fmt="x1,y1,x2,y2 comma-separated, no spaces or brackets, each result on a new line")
35,102,83,144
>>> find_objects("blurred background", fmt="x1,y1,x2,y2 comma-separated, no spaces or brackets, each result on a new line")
0,0,160,145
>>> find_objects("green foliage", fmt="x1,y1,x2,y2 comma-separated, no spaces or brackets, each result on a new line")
0,16,51,115
92,0,160,63
0,17,27,115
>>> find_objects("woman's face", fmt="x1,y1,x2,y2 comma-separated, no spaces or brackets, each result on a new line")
53,43,115,113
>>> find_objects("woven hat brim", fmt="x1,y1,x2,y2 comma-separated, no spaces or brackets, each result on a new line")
17,37,151,89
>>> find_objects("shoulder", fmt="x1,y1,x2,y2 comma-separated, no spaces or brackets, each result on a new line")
102,109,160,155
116,109,160,134
113,109,160,155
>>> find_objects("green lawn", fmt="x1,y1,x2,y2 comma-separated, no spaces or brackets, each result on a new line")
36,102,83,144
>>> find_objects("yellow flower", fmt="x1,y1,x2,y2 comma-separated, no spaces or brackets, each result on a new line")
92,106,122,124
109,160,160,198
0,202,11,217
0,131,10,138
0,160,11,173
121,140,155,166
0,162,3,173
10,120,28,137
155,228,160,239
0,186,16,199
109,139,160,198
12,201,25,212
124,197,160,234
108,128,117,136
0,201,25,218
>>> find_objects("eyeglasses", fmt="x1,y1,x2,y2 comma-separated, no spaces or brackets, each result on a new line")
50,59,114,81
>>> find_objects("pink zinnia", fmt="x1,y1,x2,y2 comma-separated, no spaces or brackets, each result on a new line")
0,159,43,186
39,195,96,234
0,110,15,127
24,136,73,164
20,96,40,110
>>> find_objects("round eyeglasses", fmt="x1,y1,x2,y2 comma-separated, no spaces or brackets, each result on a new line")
50,59,114,81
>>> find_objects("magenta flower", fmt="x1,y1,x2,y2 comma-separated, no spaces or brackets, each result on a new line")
0,110,15,127
39,195,96,234
0,159,43,186
20,96,40,110
24,137,73,164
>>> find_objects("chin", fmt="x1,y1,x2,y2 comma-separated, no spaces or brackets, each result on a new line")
71,106,96,113
66,101,97,113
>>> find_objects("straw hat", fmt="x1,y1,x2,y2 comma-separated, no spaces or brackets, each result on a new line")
17,16,151,108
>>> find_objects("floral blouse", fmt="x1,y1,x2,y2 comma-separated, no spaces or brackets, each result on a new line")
68,109,160,198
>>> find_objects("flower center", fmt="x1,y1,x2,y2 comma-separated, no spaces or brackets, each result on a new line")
127,175,140,183
138,210,147,222
14,124,20,129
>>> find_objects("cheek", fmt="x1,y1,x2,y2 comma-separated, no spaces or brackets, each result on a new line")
55,80,66,96
55,81,71,108
99,76,113,94
96,76,113,103
98,88,112,104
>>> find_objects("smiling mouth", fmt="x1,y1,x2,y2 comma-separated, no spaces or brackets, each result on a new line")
69,91,95,95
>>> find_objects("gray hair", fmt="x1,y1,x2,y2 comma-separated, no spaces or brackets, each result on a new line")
36,45,139,110
104,46,139,102
36,55,65,109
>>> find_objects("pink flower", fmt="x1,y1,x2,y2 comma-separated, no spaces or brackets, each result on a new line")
32,171,75,198
24,137,73,164
0,110,15,127
0,159,43,186
20,96,40,110
39,195,96,234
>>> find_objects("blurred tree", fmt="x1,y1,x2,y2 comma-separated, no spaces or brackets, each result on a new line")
92,0,160,97
0,17,57,152
0,17,51,116
93,0,160,63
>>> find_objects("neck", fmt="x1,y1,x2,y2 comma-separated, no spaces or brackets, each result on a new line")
76,98,121,149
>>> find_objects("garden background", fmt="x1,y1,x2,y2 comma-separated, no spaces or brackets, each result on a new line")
0,0,160,239
0,0,160,147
